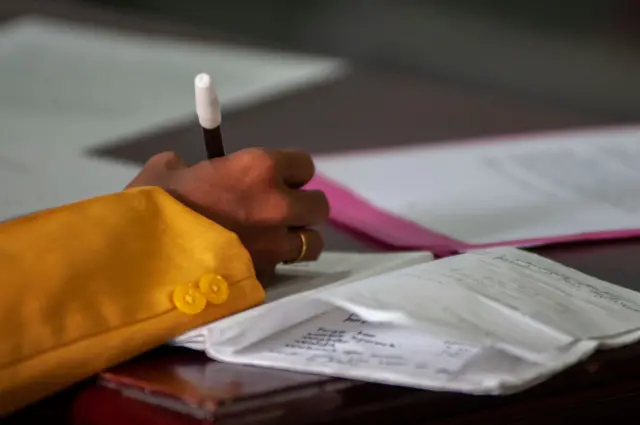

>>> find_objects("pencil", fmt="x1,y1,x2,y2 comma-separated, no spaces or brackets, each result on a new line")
194,73,225,159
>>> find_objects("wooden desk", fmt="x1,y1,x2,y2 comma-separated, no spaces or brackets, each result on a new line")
4,1,640,424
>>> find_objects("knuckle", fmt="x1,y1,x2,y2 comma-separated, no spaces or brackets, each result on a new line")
236,148,277,177
283,149,316,181
247,193,292,225
264,194,293,223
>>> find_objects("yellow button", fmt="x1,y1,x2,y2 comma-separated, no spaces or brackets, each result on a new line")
198,272,230,305
172,283,207,315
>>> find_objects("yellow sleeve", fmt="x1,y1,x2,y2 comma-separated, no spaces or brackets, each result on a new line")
0,186,265,415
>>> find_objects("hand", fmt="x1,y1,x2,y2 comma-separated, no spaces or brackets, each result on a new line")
126,148,329,278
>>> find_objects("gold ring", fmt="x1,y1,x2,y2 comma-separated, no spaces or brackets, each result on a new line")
284,230,308,264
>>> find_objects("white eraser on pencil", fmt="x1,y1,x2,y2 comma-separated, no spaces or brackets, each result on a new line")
194,73,222,129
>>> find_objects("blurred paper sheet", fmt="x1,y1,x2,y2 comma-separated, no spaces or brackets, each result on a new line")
0,144,140,221
0,16,346,152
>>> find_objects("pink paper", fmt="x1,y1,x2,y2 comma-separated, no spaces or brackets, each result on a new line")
306,175,469,256
307,173,640,256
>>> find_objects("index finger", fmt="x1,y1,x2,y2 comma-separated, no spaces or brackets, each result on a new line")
285,189,330,227
273,149,316,188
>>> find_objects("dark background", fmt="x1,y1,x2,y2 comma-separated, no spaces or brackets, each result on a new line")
80,0,640,118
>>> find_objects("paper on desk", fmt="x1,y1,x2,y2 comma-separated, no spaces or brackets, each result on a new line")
172,250,434,350
0,144,141,221
0,16,346,153
201,248,640,395
310,126,640,250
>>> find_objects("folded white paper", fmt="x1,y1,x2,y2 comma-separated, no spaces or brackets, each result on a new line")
172,251,433,349
173,248,640,395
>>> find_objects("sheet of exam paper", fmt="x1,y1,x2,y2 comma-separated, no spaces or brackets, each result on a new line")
203,248,640,394
313,126,640,244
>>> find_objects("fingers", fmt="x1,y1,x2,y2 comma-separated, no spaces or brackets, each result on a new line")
270,150,327,226
250,228,324,280
227,148,315,188
208,148,328,270
283,228,324,263
285,189,330,227
273,149,316,188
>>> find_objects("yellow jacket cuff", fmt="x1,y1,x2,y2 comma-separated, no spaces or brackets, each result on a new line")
0,186,265,415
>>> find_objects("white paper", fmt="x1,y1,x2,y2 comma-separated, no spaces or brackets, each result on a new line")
265,250,433,302
171,251,433,347
316,248,640,359
209,307,597,394
0,16,346,153
0,144,141,221
201,248,640,394
314,126,640,244
234,309,480,380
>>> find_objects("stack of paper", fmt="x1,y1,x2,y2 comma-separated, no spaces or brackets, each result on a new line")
174,248,640,395
307,126,640,255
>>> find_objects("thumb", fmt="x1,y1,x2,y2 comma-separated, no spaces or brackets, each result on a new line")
126,151,187,189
